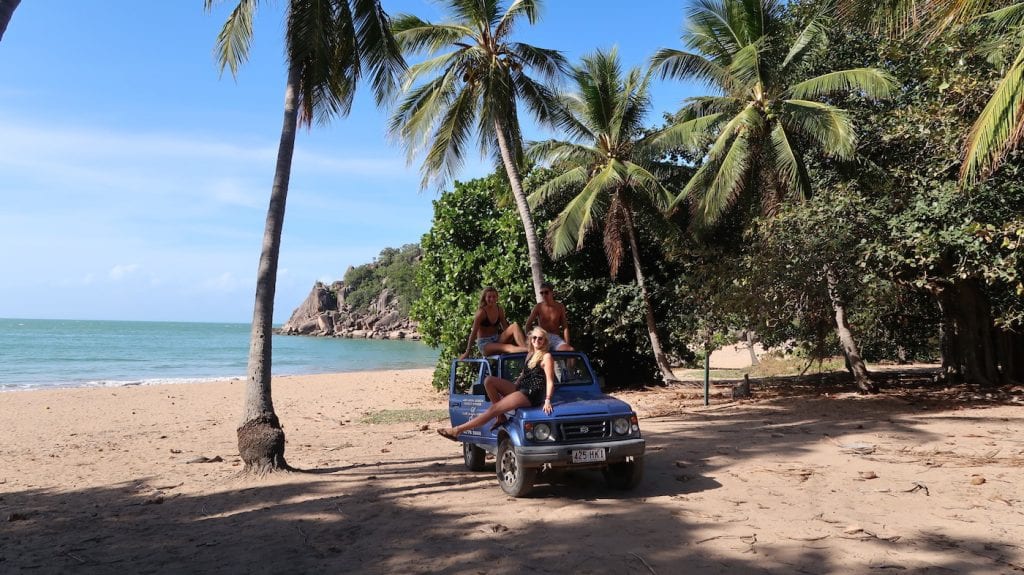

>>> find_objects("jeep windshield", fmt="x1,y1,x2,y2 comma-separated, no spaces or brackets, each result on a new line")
492,352,594,388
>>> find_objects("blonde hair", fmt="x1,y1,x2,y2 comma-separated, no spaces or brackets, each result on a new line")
527,327,549,368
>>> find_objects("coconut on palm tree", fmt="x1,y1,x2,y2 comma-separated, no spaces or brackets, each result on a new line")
206,0,403,474
527,48,680,383
653,0,894,392
388,0,567,302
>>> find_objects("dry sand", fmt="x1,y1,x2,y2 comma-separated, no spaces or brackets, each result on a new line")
1,367,1022,574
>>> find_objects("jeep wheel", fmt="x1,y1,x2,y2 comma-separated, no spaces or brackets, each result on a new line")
602,459,643,490
496,439,535,497
463,442,487,471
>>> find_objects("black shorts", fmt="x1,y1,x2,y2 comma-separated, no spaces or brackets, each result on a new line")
517,384,545,407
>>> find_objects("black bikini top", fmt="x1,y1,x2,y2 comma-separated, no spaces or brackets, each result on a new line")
480,309,501,328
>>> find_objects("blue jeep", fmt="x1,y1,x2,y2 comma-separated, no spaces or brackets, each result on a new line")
447,351,645,497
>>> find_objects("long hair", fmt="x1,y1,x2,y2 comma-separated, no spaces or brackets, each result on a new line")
477,286,498,308
526,327,549,368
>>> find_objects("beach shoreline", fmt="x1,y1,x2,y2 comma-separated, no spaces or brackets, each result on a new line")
2,367,1022,573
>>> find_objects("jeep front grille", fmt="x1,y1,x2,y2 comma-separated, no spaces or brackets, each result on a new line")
559,419,608,441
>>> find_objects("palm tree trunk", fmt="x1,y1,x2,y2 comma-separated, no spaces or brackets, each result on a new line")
825,267,877,393
493,119,545,302
237,65,300,474
624,212,679,384
0,0,21,43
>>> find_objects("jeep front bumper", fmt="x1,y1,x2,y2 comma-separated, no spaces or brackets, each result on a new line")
515,438,645,468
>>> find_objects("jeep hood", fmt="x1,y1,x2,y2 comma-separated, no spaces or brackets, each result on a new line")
521,392,634,418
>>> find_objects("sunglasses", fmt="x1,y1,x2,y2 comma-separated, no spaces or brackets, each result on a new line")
530,336,546,341
540,290,551,295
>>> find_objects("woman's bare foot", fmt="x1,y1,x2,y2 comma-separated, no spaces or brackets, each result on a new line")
437,428,459,441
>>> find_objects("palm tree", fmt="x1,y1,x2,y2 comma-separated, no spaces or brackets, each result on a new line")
839,0,1024,184
388,0,566,302
527,48,680,383
653,0,895,225
0,0,21,42
206,0,403,474
653,0,894,392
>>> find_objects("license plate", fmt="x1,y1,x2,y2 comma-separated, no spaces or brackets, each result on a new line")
572,448,606,463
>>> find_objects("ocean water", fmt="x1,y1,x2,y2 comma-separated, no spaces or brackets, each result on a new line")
0,318,439,391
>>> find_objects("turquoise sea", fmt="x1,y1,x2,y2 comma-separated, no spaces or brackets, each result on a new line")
0,318,439,391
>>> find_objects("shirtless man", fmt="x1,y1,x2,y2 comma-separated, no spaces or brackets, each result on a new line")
525,281,574,352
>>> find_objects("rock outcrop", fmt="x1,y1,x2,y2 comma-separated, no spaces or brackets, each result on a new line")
278,281,420,340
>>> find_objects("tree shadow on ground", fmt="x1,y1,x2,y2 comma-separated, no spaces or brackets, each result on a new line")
2,366,1020,574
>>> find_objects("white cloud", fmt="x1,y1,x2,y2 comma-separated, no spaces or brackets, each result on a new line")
109,264,141,281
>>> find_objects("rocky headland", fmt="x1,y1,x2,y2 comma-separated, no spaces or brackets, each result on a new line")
278,280,420,340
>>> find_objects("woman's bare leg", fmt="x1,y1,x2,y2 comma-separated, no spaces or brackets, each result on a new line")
453,391,530,433
483,341,527,355
502,322,527,348
483,375,517,404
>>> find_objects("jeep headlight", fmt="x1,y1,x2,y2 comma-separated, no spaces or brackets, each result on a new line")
612,417,631,435
533,422,552,441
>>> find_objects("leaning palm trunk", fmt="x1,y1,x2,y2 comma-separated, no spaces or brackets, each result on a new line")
625,212,679,384
494,119,545,302
237,66,301,474
0,0,21,43
825,267,877,393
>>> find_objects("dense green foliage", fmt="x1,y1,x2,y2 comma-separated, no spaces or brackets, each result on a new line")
411,175,533,389
342,244,422,316
399,0,1024,389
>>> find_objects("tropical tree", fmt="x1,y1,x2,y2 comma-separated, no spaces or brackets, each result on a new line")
388,0,567,302
206,0,403,474
527,48,680,383
652,0,896,225
652,0,894,392
0,0,20,42
838,0,1024,184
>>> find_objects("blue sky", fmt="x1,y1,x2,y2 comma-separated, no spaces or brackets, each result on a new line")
0,0,700,323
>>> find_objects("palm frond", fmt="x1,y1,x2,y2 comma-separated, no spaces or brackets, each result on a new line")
768,122,811,201
211,0,257,78
420,81,480,189
783,10,829,69
513,70,563,129
622,161,674,211
509,42,573,81
649,48,732,90
525,139,600,167
389,71,459,157
508,42,569,83
787,68,897,101
961,46,1024,184
547,164,620,258
352,0,406,105
496,0,541,40
780,99,856,159
391,14,471,54
978,2,1024,34
528,165,589,207
403,49,464,87
726,40,762,92
645,112,726,154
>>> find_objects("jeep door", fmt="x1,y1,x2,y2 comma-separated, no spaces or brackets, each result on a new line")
448,359,493,436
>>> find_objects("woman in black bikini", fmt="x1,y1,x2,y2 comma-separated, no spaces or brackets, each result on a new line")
440,327,556,440
459,286,527,359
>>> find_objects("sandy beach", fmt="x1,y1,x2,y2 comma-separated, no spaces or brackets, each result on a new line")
2,367,1022,574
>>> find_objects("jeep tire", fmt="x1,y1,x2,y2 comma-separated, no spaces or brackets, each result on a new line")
463,442,487,471
496,439,535,497
602,459,643,490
